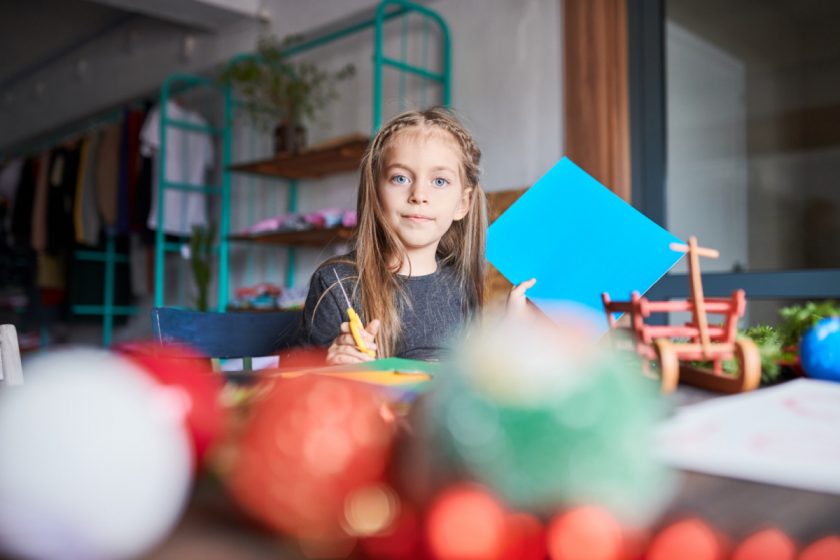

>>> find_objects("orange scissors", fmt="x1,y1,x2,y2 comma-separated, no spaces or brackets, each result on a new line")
333,270,376,358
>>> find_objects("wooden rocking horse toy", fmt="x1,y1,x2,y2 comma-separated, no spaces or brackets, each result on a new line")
601,236,761,394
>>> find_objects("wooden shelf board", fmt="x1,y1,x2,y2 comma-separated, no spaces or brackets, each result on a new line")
229,226,355,246
229,134,369,179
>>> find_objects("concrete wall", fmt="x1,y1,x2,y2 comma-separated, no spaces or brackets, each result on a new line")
0,0,387,151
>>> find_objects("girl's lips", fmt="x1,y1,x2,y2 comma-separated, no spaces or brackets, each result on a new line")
403,214,433,222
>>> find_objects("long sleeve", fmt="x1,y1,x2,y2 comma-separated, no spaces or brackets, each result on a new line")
301,261,358,347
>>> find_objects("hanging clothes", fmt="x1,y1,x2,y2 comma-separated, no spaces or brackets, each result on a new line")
30,151,50,252
73,137,90,243
46,144,80,256
135,154,154,243
118,108,144,235
140,100,213,236
0,158,24,240
77,132,102,246
96,123,121,228
11,158,39,249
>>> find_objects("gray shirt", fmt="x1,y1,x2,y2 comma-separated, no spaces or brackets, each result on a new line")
302,256,470,361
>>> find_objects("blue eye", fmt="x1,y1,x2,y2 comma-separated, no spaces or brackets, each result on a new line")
391,174,409,185
433,177,449,188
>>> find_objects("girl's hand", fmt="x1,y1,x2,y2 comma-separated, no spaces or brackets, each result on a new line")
507,278,536,318
326,319,380,365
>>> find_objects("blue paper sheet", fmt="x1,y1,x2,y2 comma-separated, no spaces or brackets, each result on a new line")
487,157,684,333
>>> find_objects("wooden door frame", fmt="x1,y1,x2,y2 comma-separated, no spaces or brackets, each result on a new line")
563,0,632,202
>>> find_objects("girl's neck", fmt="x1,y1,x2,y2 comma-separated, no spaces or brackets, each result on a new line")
393,247,439,276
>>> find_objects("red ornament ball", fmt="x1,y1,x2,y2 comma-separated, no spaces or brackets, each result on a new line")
361,504,428,560
227,375,395,540
502,512,546,560
118,342,225,465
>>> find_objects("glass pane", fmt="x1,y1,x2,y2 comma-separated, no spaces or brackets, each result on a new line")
664,1,840,278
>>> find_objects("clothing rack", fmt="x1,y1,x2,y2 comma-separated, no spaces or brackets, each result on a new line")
0,99,154,347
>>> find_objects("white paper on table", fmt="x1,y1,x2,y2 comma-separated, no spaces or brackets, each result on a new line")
656,379,840,494
219,355,279,372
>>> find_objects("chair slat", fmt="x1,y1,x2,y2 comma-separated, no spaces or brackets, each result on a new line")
151,308,303,359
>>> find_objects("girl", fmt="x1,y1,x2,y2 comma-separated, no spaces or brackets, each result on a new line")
302,107,535,364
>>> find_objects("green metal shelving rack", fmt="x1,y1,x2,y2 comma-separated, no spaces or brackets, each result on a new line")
153,0,451,310
72,229,137,347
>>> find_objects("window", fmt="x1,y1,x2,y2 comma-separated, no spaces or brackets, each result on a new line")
630,0,840,326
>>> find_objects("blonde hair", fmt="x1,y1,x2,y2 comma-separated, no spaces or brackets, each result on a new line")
339,106,488,357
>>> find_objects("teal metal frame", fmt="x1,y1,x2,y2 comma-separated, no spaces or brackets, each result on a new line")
153,0,451,310
154,74,229,311
72,230,137,347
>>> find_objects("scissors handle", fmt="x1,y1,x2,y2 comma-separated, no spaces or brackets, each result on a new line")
347,307,376,357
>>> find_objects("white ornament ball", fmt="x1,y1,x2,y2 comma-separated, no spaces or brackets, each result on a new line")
0,348,193,560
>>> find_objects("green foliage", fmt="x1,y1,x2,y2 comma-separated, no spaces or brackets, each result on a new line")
741,325,783,383
190,224,215,312
777,300,840,349
690,302,840,384
218,34,355,128
688,325,783,384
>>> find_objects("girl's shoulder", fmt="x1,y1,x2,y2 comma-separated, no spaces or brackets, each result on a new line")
313,253,358,283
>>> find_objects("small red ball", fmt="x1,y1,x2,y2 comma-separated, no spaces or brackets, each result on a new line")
799,536,840,560
647,519,724,560
426,484,508,560
732,528,796,560
547,506,624,560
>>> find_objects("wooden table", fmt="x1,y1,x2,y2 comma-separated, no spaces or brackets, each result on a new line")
146,384,840,558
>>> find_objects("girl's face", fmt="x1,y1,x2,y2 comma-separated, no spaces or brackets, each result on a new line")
377,127,472,266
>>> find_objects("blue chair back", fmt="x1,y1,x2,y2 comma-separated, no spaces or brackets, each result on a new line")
151,307,302,359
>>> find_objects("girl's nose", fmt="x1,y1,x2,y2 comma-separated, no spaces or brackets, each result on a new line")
408,183,429,204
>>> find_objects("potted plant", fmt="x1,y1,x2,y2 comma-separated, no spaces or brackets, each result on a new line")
189,223,215,312
219,34,355,154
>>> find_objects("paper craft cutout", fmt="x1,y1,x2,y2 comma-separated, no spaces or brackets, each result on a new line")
656,379,840,495
487,157,684,333
274,357,438,388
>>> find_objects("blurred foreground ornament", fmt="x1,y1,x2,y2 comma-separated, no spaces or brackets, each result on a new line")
646,518,726,560
731,528,796,560
425,484,507,560
798,536,840,560
118,342,226,465
360,503,426,560
0,349,192,560
503,512,546,560
800,316,840,382
227,375,395,542
546,506,624,560
423,310,673,525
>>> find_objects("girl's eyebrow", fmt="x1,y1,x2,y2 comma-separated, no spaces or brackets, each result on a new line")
384,163,456,175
